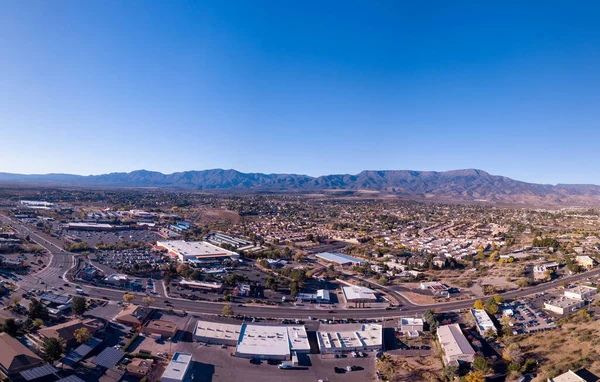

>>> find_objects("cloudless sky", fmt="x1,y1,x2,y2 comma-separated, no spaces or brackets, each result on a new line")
1,1,599,184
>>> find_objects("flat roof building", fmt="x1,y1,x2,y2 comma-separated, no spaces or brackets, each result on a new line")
193,321,241,346
470,309,497,336
437,324,476,366
161,352,192,382
156,240,238,262
400,318,424,333
142,320,178,339
315,252,365,265
544,298,585,315
235,324,310,360
564,285,597,301
342,286,377,306
317,324,383,354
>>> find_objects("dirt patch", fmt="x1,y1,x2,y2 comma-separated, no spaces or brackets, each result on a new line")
400,292,436,305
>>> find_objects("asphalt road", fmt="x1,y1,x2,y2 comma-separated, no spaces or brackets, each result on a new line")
3,212,600,320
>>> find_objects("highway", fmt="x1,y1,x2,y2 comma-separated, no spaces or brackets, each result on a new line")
3,212,600,320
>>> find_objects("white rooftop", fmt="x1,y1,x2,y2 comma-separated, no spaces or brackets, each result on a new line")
157,240,237,259
317,324,382,350
194,320,240,342
400,318,424,326
161,352,192,381
470,309,496,332
437,324,475,359
342,286,377,301
236,324,309,357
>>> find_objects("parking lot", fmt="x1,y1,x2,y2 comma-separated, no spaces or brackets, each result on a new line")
176,340,377,382
60,229,161,247
505,298,557,334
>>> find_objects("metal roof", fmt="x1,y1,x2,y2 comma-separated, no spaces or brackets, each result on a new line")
20,364,58,381
315,252,365,265
38,291,72,305
61,337,103,366
92,347,125,369
56,376,86,382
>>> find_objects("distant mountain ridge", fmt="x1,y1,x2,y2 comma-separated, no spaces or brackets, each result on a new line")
1,168,600,205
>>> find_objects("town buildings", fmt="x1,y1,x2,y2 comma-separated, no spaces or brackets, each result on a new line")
315,252,365,266
142,320,178,339
437,324,476,365
342,285,377,306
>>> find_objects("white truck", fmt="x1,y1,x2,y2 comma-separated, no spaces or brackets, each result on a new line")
278,361,293,369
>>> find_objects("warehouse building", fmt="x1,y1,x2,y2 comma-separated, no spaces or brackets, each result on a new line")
193,320,241,346
437,324,476,365
315,252,365,266
470,309,497,336
234,324,310,361
317,323,383,354
156,240,238,262
342,285,377,307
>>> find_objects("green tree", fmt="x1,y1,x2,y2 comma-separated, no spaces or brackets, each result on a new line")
28,299,49,321
71,296,86,316
442,365,458,381
472,356,489,373
493,295,504,304
41,338,64,364
1,318,18,336
221,304,234,316
290,281,299,298
485,299,499,315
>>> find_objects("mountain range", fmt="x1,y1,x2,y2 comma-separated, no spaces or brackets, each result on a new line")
1,169,600,205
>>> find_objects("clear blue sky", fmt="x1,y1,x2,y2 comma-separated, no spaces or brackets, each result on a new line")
1,1,599,184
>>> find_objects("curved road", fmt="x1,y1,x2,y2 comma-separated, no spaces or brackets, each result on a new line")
3,212,600,320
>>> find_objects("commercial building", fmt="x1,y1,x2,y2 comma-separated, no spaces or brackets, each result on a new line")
142,320,178,339
193,321,241,346
419,281,450,297
65,222,114,231
470,309,497,336
317,324,383,354
156,240,238,262
399,318,424,333
161,352,192,382
543,298,585,315
437,324,476,366
104,274,129,286
296,289,331,304
234,324,310,361
575,256,596,269
0,333,44,377
315,252,365,266
178,280,223,292
342,286,377,306
564,285,597,301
